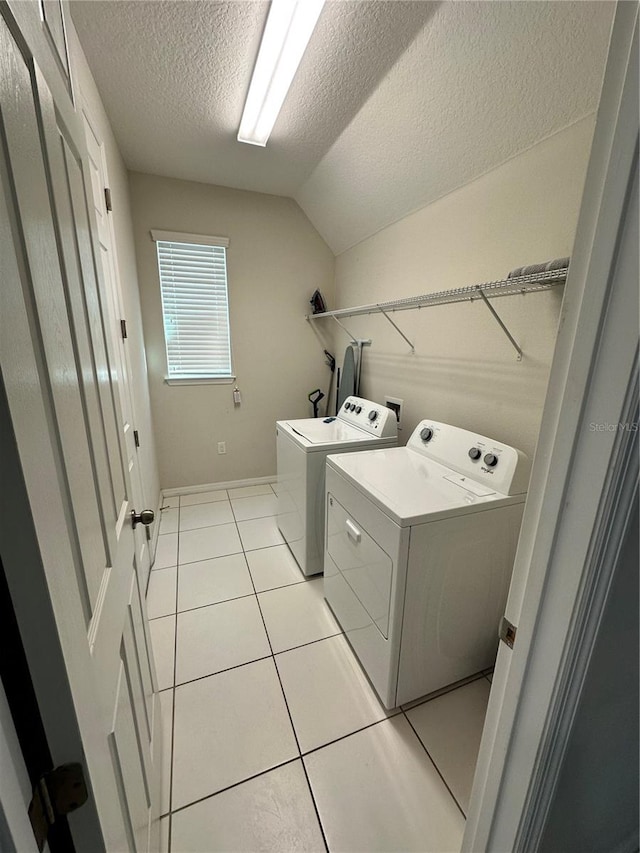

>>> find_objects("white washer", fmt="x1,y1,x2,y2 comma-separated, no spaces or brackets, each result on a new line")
324,419,529,708
276,397,397,577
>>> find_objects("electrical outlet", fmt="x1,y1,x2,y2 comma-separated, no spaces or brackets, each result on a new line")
217,441,226,454
384,396,403,430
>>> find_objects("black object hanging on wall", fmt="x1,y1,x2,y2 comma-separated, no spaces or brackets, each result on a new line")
309,290,326,314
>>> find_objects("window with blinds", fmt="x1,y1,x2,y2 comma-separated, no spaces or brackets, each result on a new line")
152,231,233,381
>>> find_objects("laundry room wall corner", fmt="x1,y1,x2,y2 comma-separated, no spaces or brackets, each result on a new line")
333,116,599,461
129,174,336,489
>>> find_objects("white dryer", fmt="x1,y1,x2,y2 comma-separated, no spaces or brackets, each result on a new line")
276,397,397,577
324,420,529,708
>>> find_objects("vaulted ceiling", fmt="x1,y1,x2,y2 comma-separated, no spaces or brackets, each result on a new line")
70,1,614,254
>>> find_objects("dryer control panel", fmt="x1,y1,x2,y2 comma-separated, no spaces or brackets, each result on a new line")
339,397,398,439
407,420,530,495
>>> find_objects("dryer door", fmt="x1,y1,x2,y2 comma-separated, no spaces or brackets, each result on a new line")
326,493,393,639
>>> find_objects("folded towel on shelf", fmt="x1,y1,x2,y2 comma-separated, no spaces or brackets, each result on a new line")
508,256,570,279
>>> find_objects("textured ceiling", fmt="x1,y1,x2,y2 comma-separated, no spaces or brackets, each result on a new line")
70,0,614,254
70,1,436,194
295,1,615,253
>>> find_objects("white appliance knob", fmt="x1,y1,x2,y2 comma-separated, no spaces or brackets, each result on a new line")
420,427,434,442
368,410,378,422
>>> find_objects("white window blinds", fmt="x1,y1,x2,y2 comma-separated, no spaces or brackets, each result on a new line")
152,232,232,380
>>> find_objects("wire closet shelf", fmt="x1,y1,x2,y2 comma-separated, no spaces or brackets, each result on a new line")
305,265,568,360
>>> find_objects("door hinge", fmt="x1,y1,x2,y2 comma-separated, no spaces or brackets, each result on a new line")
133,429,140,448
499,616,517,649
104,187,112,212
120,318,127,339
28,763,89,851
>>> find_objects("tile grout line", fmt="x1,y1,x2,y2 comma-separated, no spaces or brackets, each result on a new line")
258,635,331,849
173,653,274,689
167,495,182,853
162,491,285,841
165,642,402,752
402,710,467,820
169,756,302,817
171,548,244,569
166,664,473,824
149,589,257,621
299,711,402,761
166,499,310,827
269,642,331,853
242,540,291,554
228,496,330,853
157,516,342,681
159,494,281,536
400,670,490,713
164,647,440,838
160,539,291,568
151,539,303,576
297,747,331,853
165,710,407,827
271,629,344,657
175,497,227,508
165,491,474,846
164,630,346,693
147,564,311,623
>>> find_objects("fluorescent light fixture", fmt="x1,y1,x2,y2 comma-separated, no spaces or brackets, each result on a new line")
238,0,325,147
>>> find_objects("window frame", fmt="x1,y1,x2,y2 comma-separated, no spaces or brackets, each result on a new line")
151,229,234,385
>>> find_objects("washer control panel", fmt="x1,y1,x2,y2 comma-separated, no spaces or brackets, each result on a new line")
408,420,529,495
339,397,397,438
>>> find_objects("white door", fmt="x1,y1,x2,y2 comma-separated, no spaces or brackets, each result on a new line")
82,107,153,593
0,7,161,851
462,3,638,850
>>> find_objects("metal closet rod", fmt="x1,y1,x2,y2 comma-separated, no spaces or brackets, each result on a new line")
306,266,568,359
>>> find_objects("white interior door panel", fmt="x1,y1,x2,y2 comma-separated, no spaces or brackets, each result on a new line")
0,5,161,849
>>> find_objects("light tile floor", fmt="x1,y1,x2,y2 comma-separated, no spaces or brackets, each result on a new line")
149,484,493,853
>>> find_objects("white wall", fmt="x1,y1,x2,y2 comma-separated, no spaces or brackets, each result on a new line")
333,116,597,461
129,174,335,489
69,25,161,513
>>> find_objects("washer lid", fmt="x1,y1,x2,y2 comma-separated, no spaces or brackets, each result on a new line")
279,419,394,452
327,447,523,526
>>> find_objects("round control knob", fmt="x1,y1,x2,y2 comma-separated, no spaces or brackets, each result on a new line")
355,406,362,414
343,403,350,412
420,427,434,442
468,447,481,460
484,453,498,467
368,410,378,422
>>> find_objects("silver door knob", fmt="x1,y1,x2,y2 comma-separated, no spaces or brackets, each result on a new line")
131,509,155,529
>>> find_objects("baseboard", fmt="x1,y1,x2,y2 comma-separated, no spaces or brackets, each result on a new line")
161,475,276,498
